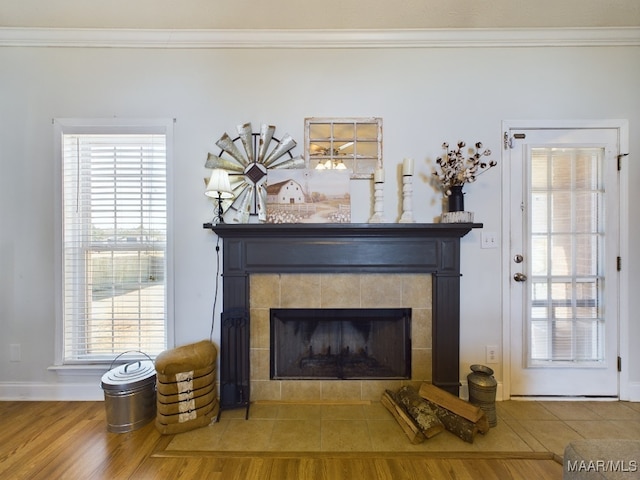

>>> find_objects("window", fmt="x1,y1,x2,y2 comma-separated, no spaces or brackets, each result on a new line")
55,119,172,364
529,147,605,362
305,117,382,178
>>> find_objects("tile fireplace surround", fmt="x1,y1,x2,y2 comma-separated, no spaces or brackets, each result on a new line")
250,273,431,402
205,223,481,411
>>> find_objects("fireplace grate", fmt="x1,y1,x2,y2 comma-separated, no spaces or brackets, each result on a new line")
270,308,411,380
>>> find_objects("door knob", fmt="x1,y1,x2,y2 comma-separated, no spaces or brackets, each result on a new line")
513,272,527,282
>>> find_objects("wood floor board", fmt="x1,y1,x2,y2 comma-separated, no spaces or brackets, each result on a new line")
0,401,564,480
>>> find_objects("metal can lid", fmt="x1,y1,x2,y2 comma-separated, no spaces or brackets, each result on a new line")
101,360,156,391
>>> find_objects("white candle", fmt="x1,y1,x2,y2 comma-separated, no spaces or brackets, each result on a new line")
374,167,385,183
402,158,414,176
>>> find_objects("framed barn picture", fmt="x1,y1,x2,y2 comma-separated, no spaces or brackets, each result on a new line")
266,169,351,223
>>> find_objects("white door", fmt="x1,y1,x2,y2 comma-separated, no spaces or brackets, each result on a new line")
507,125,620,397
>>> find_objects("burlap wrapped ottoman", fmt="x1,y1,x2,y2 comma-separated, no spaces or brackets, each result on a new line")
154,340,220,434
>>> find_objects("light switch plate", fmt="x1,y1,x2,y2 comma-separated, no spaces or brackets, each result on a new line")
481,232,498,249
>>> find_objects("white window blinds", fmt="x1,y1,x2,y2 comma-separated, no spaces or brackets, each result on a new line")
61,127,168,362
529,147,605,363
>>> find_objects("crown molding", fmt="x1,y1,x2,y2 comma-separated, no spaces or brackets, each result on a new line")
1,26,639,49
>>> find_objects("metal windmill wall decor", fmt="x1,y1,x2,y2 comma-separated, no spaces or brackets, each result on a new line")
205,122,303,223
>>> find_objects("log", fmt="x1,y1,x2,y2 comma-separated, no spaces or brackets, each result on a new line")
412,383,489,443
421,400,478,443
393,386,445,439
381,391,425,444
419,383,489,434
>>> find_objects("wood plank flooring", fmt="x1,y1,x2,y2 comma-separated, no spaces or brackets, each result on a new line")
0,401,563,479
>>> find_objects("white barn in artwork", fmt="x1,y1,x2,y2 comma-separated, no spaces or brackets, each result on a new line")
266,179,306,205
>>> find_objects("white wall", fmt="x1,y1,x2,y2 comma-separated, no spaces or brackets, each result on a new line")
1,37,639,400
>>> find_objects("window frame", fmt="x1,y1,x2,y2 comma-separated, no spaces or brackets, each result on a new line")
53,118,174,366
304,117,383,179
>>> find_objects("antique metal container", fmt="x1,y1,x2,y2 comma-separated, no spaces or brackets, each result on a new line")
467,364,498,427
101,359,156,433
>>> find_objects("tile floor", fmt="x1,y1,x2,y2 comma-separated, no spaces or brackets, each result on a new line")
166,400,640,458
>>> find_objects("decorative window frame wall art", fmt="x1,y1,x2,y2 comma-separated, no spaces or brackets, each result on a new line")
305,117,383,179
266,168,351,223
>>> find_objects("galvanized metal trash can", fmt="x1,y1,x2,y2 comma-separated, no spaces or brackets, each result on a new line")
101,358,157,433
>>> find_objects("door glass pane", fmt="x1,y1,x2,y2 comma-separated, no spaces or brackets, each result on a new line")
531,194,548,233
531,320,549,359
531,236,548,275
531,153,548,189
551,151,572,188
576,234,599,276
551,235,572,276
551,193,572,232
551,320,573,360
528,147,605,364
575,192,598,232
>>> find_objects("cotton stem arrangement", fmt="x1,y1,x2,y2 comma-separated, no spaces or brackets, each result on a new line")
433,141,497,196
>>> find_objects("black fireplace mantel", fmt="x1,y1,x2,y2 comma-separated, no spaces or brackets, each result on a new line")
204,222,481,404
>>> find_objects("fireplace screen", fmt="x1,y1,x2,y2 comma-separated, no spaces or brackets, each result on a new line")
270,308,411,380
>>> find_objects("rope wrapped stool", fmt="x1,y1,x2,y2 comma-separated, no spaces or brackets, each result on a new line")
154,340,219,434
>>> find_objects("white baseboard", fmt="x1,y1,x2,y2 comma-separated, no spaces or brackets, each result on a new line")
624,381,640,402
0,382,104,401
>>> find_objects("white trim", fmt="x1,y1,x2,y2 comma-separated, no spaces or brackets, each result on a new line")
52,117,175,366
627,382,640,402
1,27,639,49
165,120,176,350
500,123,512,401
500,119,630,400
48,364,112,375
617,122,630,401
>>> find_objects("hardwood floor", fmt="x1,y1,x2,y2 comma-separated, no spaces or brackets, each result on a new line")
0,401,563,479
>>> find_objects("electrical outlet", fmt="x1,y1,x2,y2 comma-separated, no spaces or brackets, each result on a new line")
481,232,498,249
486,345,499,364
10,344,21,362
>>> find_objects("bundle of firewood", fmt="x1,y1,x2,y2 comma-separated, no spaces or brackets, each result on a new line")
381,383,490,443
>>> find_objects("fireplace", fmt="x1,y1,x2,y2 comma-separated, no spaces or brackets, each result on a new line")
270,308,411,380
205,222,480,410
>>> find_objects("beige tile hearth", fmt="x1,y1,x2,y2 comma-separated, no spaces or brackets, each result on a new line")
323,419,373,451
165,400,640,457
320,404,366,420
270,419,322,451
276,403,322,420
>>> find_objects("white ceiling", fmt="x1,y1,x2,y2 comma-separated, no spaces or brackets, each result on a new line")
1,0,639,30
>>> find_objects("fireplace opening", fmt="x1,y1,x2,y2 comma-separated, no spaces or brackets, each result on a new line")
270,308,411,380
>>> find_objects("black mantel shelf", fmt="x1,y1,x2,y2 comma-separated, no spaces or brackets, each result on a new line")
204,222,482,408
204,222,482,237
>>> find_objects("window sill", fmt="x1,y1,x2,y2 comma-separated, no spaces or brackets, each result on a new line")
48,364,112,377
